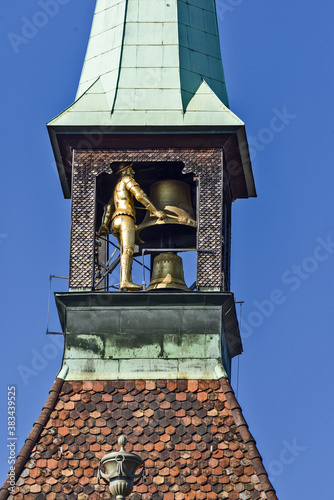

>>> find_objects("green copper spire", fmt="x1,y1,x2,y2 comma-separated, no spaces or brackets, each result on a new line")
48,0,255,199
48,0,245,128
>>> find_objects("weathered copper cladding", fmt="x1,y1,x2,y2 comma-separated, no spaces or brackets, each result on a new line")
70,148,227,291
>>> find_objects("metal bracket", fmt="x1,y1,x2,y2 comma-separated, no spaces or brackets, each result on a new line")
46,275,68,335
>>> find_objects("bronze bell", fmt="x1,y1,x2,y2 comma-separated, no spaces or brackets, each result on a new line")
146,252,190,291
136,180,196,245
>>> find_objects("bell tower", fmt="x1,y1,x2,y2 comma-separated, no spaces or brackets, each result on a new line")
48,0,255,295
1,2,279,499
45,0,256,383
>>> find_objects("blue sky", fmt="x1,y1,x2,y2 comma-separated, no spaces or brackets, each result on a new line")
1,0,334,497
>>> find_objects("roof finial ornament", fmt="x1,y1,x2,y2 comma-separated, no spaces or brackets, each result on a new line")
98,435,144,499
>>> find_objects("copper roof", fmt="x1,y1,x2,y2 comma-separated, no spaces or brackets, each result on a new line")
1,378,277,500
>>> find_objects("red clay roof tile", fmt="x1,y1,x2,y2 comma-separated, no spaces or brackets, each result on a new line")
1,378,278,500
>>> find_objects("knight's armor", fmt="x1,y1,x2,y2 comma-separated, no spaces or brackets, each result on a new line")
99,167,165,290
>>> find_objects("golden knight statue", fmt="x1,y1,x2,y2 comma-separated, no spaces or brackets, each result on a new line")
99,164,166,291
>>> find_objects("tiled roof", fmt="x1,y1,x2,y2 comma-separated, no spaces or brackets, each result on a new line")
1,378,277,500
